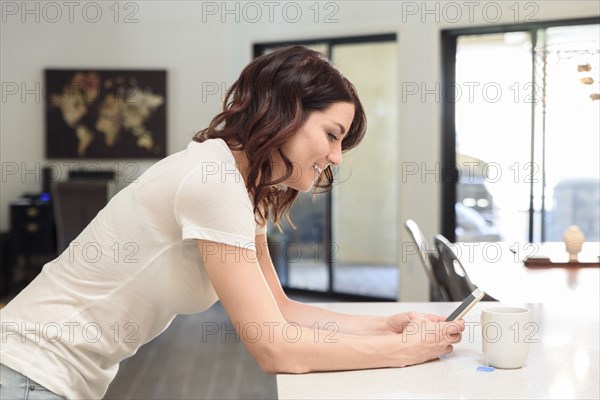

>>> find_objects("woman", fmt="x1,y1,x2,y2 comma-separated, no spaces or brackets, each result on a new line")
0,46,464,399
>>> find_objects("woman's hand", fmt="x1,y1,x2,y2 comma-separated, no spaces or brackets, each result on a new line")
383,312,465,367
385,311,448,334
393,315,465,367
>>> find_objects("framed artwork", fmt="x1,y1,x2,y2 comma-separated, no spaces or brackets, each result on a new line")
45,69,167,159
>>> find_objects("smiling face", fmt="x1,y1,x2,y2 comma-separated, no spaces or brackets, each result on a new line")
272,102,355,192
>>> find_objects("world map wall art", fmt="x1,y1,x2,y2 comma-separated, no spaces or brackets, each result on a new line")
45,69,167,159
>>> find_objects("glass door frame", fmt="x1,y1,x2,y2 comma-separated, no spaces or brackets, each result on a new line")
440,17,599,243
254,33,397,301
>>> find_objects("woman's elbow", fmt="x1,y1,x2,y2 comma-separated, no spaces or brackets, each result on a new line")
253,343,310,374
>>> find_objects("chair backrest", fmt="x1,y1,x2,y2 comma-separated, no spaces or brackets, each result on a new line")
404,220,449,301
433,234,478,301
52,181,110,253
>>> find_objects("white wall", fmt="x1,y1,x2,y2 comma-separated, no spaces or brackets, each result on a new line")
1,1,230,229
1,0,598,300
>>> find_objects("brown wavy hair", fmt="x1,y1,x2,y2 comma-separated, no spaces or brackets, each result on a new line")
194,45,367,228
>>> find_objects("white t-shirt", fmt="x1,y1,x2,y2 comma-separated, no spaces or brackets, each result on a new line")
0,139,265,399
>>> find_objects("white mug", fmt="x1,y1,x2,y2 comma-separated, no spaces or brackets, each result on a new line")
481,307,531,369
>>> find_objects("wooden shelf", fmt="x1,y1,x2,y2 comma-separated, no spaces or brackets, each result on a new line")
524,257,600,269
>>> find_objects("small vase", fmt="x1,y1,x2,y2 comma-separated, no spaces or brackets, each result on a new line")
563,225,585,262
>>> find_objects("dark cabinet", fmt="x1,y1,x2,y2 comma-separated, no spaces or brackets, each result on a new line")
9,199,57,284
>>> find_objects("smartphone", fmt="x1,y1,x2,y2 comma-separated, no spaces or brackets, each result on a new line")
445,288,485,321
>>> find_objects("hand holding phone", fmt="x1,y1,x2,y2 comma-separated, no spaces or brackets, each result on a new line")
445,288,485,321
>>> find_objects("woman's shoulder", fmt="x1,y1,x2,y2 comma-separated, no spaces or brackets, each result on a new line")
185,138,234,163
135,138,235,183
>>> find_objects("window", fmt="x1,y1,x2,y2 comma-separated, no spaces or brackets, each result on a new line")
442,19,599,243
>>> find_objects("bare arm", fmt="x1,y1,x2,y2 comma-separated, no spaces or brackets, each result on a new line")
255,233,447,336
198,239,463,374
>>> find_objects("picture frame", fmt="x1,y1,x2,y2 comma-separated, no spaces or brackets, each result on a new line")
45,69,167,159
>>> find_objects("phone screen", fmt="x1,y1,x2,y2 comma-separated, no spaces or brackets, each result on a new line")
445,288,485,321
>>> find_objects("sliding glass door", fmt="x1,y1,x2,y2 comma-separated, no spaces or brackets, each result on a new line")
443,20,599,244
255,35,399,299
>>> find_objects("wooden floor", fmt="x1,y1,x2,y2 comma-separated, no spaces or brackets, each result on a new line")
104,293,338,400
103,301,276,400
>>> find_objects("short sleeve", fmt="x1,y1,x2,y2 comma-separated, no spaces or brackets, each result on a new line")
174,164,256,252
255,223,267,236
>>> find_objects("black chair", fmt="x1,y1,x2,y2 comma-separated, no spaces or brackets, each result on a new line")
51,181,111,253
404,220,449,301
433,234,497,301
